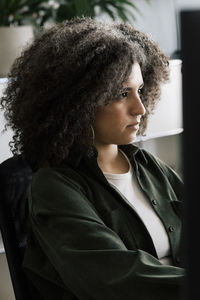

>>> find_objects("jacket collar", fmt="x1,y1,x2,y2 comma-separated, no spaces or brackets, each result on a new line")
67,143,148,169
119,144,148,165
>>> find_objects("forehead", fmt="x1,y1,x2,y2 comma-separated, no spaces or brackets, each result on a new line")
125,62,143,86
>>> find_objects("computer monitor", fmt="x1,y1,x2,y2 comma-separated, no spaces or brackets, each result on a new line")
181,9,200,300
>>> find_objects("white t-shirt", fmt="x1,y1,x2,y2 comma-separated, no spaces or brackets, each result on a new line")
103,150,173,265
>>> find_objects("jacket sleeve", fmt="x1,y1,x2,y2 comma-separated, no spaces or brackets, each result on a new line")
26,167,185,300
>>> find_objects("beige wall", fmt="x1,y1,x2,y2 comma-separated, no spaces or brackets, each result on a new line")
0,253,15,300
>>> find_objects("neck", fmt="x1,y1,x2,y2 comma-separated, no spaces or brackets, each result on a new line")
94,143,129,174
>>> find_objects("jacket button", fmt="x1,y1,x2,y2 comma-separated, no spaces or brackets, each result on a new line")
168,226,174,232
152,199,157,205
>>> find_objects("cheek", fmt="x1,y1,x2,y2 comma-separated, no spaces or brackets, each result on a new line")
94,109,126,132
94,113,123,134
93,107,136,144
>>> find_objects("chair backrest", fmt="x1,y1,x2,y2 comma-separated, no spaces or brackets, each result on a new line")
0,155,42,300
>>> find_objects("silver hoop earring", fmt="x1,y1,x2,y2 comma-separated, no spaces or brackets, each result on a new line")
90,125,95,142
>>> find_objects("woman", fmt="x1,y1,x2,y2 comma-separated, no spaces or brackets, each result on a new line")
1,17,184,299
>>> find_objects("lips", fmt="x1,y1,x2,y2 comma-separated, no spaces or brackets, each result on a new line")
127,122,140,127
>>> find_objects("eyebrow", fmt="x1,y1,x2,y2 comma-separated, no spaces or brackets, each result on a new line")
122,83,144,91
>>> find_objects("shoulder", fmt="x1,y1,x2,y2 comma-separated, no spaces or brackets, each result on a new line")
29,165,103,221
32,161,94,189
136,148,183,201
30,166,91,208
120,143,183,183
138,148,183,182
32,166,82,192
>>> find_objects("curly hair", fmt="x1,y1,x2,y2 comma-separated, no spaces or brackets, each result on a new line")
0,17,169,169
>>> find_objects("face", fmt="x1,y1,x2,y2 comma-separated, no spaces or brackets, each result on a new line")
93,62,146,147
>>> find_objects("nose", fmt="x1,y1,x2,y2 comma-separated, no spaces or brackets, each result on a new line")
129,93,146,117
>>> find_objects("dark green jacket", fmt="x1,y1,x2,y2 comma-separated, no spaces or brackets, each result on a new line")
23,144,185,300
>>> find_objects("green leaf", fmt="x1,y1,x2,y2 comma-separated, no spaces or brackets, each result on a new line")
0,0,151,27
118,0,141,15
107,0,141,15
122,7,137,22
100,4,116,20
121,0,142,17
40,10,52,26
56,3,76,22
104,1,129,22
74,0,90,17
95,0,149,21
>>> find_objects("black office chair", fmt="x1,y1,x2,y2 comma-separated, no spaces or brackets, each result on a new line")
0,155,42,300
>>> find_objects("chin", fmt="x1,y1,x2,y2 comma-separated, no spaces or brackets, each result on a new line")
118,135,137,145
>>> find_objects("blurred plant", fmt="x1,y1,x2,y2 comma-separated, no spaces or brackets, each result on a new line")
0,0,56,27
0,0,151,28
56,0,151,23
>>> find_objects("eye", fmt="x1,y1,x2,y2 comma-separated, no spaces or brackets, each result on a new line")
138,86,144,95
114,91,128,102
138,89,142,95
121,91,128,98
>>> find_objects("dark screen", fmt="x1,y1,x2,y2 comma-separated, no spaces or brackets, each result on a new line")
181,9,200,300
